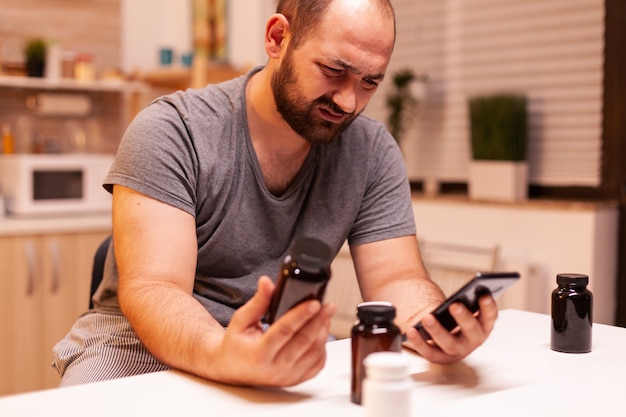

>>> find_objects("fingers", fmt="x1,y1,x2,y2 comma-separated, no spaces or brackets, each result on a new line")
277,311,331,384
477,295,498,334
227,276,275,333
246,299,332,386
222,277,333,386
406,295,498,364
265,299,334,358
248,276,334,384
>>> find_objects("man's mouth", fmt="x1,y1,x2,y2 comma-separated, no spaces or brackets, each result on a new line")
319,106,345,123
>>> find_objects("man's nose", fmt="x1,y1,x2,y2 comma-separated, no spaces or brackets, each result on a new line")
332,83,357,115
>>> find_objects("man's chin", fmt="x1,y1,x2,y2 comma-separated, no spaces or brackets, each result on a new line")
287,114,348,145
304,132,342,146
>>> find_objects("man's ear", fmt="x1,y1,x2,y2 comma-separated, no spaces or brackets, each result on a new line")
265,13,291,59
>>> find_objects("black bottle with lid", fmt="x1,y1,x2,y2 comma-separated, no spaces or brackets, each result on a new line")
266,237,332,324
551,273,593,353
350,302,402,405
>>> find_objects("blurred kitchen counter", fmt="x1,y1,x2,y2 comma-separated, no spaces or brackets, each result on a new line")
0,213,111,236
136,62,246,93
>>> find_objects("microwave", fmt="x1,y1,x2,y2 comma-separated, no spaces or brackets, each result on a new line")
0,154,114,217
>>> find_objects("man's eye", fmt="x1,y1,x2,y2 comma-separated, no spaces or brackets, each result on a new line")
322,65,342,75
362,78,379,89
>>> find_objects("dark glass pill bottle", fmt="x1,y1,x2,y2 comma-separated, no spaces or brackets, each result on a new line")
551,273,593,353
351,302,402,405
266,237,332,324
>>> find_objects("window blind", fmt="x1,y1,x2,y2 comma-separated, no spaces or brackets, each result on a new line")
370,0,605,186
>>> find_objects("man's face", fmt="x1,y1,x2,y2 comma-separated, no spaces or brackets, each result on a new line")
271,45,360,145
271,1,395,145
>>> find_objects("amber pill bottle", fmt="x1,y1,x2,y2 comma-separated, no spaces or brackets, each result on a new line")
350,302,402,405
266,237,332,324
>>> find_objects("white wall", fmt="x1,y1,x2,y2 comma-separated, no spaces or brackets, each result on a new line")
121,0,192,73
227,0,276,69
121,0,274,73
384,0,605,187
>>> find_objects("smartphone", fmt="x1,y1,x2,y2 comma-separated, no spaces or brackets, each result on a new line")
414,271,520,340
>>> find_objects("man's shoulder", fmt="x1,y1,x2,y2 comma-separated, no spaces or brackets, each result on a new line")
188,66,259,102
145,74,247,123
168,74,246,104
339,114,395,150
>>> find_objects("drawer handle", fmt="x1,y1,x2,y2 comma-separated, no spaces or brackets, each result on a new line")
49,240,61,293
24,241,37,296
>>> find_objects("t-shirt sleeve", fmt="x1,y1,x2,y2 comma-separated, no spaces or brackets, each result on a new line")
103,97,198,217
347,124,416,246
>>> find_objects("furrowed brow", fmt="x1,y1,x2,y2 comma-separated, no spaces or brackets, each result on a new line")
331,58,385,81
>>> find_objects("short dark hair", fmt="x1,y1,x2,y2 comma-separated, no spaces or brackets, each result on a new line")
276,0,395,50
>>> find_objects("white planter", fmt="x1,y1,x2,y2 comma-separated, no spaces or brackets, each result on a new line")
469,160,528,201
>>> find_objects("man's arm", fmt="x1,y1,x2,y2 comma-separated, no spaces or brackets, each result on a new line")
113,185,334,386
350,235,498,363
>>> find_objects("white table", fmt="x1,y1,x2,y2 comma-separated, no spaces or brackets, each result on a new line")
0,309,623,416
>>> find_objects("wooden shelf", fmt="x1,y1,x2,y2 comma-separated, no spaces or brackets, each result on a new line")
137,63,244,91
0,75,148,93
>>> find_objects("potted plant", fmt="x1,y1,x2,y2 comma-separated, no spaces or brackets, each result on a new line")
386,69,417,144
24,38,47,77
468,93,528,201
385,68,428,145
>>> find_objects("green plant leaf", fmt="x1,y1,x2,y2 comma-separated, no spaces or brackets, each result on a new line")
469,94,527,161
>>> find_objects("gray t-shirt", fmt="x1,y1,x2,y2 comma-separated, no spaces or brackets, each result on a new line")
94,68,416,326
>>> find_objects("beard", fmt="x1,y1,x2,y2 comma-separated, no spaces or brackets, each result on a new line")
271,48,359,145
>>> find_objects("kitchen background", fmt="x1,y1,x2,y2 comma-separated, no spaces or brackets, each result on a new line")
0,0,273,157
0,0,275,397
0,0,609,187
0,0,624,398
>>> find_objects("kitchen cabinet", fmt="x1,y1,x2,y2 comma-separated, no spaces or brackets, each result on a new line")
0,230,110,396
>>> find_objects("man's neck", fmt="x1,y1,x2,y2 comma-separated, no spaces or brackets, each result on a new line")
245,68,312,195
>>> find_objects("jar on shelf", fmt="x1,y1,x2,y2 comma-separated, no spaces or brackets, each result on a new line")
74,53,95,81
61,50,77,79
2,122,14,154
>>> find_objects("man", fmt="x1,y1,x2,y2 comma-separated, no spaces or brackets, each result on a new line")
53,0,498,387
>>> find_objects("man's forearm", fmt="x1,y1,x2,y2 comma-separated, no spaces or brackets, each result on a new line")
118,280,225,379
371,275,445,333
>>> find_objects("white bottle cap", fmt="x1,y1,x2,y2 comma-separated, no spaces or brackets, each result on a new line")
364,351,409,380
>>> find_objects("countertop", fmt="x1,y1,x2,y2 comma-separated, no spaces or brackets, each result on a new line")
0,75,149,93
411,193,618,211
0,310,623,416
0,213,111,236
